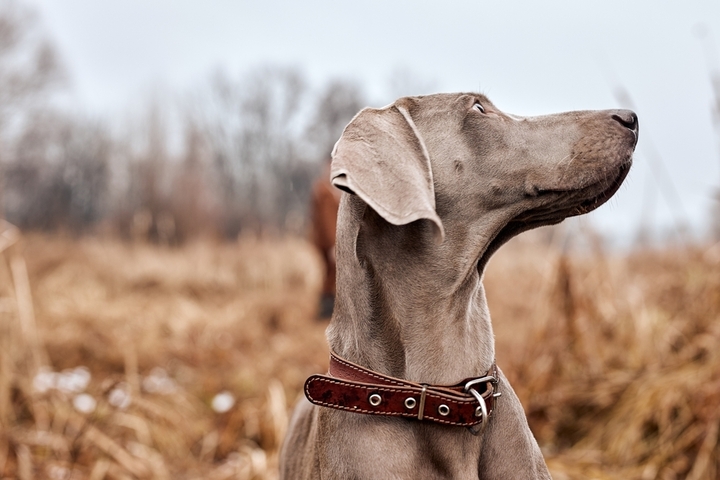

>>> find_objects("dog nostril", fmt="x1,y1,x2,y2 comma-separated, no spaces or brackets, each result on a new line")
612,111,638,132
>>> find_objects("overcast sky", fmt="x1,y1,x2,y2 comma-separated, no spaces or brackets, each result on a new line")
25,0,720,244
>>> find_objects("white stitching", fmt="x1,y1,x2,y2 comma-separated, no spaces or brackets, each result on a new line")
332,356,405,386
305,378,485,426
332,355,495,396
311,376,480,404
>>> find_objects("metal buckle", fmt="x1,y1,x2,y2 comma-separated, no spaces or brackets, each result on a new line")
467,387,489,435
464,374,498,436
464,374,497,393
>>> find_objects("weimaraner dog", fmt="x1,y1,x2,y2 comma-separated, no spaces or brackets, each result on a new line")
280,93,638,479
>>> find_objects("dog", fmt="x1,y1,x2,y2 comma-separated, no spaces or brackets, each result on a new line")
280,93,637,479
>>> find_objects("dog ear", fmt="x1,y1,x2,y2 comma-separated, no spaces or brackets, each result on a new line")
330,104,445,242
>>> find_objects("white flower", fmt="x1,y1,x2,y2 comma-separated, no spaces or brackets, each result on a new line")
73,393,97,414
57,366,91,393
33,368,56,394
72,366,91,390
142,367,177,395
211,391,235,413
47,464,70,480
108,384,132,410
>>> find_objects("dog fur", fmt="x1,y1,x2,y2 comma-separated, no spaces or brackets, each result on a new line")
280,93,638,479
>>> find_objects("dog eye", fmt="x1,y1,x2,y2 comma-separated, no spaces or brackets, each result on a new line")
473,102,485,113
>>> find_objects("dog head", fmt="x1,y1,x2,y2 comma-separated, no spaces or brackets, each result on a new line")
331,93,637,272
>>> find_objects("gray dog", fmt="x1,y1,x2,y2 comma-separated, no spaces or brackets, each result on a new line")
280,93,637,479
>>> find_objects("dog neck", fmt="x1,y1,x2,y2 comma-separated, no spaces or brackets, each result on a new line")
326,197,496,385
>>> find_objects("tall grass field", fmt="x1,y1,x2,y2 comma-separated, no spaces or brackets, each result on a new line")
1,229,718,479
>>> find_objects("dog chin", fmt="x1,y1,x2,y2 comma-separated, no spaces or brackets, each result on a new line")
568,159,632,217
476,158,631,273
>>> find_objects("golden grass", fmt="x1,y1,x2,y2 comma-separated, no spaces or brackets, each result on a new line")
486,236,720,480
0,226,718,479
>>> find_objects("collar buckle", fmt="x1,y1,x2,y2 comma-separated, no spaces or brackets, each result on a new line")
464,372,499,436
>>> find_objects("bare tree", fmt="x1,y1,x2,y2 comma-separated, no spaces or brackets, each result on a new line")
195,69,370,237
109,102,175,241
2,111,111,231
198,66,314,236
0,0,65,222
0,0,64,137
305,79,366,162
0,2,373,240
167,119,218,242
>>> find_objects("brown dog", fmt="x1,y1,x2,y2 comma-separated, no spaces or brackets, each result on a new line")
281,93,637,479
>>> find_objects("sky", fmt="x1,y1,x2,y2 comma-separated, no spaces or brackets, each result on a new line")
24,0,720,245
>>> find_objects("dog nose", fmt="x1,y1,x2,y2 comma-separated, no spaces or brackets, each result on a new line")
611,110,638,133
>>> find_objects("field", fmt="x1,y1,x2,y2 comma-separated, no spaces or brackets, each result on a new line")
1,228,719,479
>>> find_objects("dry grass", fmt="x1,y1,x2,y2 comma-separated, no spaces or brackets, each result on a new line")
486,235,720,480
0,225,718,479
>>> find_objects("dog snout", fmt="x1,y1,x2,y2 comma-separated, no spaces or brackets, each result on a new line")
611,110,638,131
611,110,639,144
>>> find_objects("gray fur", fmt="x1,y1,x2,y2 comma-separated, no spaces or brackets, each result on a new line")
280,93,637,479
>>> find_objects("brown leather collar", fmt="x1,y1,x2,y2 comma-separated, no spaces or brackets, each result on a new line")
304,351,500,434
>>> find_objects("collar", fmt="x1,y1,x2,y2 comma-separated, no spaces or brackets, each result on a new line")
304,351,501,435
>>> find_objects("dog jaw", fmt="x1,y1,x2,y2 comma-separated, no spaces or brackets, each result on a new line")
465,105,637,273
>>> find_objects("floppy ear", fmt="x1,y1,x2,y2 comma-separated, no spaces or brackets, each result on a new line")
330,104,445,242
